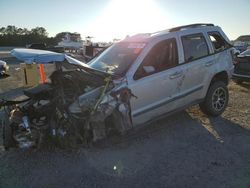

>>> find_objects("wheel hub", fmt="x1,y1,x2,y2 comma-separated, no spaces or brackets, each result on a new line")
212,87,226,111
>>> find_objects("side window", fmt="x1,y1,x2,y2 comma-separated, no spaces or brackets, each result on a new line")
134,38,178,80
208,32,230,52
182,34,209,62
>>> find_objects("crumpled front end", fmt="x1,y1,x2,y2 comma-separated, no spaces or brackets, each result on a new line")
68,76,135,142
1,70,135,149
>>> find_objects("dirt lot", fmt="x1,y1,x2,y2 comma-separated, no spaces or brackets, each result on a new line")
0,54,250,187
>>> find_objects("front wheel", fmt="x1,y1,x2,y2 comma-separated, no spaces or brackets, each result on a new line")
199,81,229,116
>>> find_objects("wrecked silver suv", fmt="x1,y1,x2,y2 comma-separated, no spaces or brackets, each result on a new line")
1,23,235,149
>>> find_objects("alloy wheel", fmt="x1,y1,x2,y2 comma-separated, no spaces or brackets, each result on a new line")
212,87,227,111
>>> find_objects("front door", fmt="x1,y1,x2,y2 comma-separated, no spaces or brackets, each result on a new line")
127,38,183,125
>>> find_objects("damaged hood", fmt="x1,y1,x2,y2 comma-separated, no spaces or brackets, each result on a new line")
65,55,112,78
11,48,113,78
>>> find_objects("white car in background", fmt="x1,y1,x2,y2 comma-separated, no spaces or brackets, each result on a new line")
0,60,9,75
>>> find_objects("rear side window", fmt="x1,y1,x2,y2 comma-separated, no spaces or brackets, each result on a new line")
182,34,209,62
208,32,230,52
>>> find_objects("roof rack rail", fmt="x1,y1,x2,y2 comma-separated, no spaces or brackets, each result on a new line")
169,23,214,32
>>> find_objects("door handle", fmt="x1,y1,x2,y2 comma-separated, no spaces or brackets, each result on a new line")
205,61,214,67
169,71,183,79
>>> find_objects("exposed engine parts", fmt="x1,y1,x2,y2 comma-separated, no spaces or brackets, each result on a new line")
1,68,136,150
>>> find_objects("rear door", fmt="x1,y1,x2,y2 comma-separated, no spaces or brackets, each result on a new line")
207,31,234,76
175,32,212,106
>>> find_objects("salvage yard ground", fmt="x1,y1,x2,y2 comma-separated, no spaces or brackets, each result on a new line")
0,54,250,187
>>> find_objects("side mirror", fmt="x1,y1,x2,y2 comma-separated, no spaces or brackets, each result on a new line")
143,66,155,74
134,65,156,80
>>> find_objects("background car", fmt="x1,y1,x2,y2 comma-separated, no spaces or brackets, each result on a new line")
0,60,9,75
233,35,250,52
27,43,65,53
236,35,250,44
233,41,248,52
233,49,250,84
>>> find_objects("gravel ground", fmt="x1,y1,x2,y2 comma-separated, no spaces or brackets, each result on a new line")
0,55,250,187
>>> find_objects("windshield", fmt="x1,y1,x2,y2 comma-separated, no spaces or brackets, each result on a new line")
88,42,145,76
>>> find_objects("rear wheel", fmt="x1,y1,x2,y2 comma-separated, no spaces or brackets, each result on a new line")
199,81,229,116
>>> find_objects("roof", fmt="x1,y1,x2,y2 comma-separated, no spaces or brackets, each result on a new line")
123,23,217,43
122,33,153,43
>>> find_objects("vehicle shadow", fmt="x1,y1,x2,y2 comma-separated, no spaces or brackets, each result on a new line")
1,109,250,187
186,106,250,141
95,108,250,149
81,110,250,186
237,82,250,90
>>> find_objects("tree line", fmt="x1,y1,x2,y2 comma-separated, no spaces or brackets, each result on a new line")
0,25,76,47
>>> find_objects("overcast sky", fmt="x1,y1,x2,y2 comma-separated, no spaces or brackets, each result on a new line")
0,0,249,41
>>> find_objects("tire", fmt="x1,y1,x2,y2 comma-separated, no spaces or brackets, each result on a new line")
199,81,229,116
